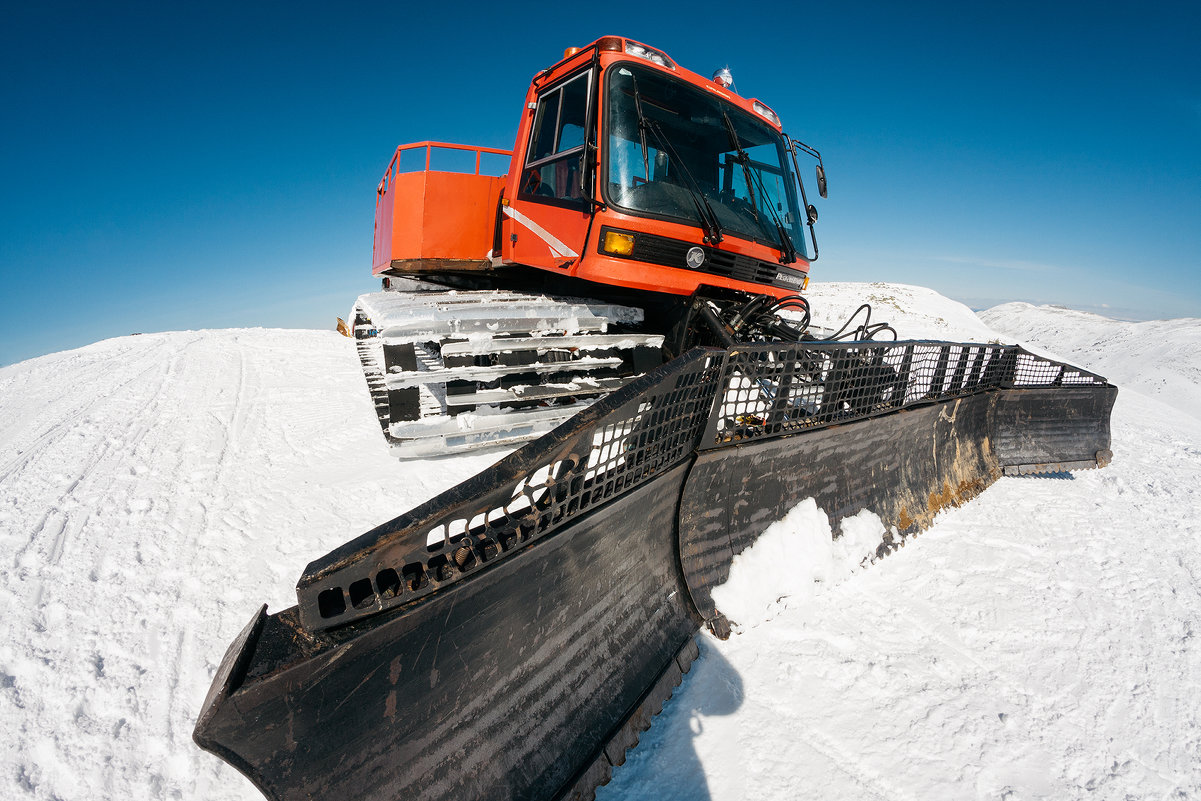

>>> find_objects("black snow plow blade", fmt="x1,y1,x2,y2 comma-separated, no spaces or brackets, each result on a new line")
195,341,1116,801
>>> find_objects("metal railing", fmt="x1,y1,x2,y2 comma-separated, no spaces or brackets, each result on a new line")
377,141,513,194
703,341,1108,447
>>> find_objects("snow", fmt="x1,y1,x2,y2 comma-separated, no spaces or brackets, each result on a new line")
980,301,1201,423
709,502,886,629
1,288,1199,800
605,388,1201,800
601,297,1201,801
0,329,498,800
808,281,1000,342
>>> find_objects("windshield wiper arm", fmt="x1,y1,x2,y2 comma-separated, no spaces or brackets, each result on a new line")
627,74,654,185
746,164,798,264
721,111,760,217
643,119,724,244
723,111,795,263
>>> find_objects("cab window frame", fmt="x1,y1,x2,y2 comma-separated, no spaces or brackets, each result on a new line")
518,67,595,209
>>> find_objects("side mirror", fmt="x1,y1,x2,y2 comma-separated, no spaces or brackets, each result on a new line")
806,204,819,224
816,164,828,199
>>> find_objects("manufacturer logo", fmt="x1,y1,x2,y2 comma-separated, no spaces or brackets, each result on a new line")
775,271,804,287
685,247,705,269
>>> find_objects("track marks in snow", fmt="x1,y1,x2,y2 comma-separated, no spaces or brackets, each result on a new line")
0,329,455,801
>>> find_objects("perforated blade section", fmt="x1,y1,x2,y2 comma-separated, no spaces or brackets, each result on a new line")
299,350,724,632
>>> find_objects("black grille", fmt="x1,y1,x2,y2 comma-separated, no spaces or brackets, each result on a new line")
600,227,803,291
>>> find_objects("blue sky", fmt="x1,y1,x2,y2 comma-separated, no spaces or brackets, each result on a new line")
2,1,1198,366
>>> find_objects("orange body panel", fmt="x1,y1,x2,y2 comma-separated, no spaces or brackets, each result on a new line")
503,198,591,269
388,172,503,263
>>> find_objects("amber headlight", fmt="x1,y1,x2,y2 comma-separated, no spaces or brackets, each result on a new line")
602,231,636,256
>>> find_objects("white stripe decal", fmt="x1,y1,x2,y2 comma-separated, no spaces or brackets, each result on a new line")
502,205,580,259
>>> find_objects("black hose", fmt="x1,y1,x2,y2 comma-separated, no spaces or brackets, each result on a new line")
697,293,895,348
813,303,897,343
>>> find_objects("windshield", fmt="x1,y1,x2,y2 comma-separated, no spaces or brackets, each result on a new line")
604,63,807,259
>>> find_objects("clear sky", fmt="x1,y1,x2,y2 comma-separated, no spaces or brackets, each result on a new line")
2,1,1198,366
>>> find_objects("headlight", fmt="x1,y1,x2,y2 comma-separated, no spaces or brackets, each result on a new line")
625,42,674,69
752,100,780,128
602,231,636,256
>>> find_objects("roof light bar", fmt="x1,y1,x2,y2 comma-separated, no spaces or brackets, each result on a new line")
625,41,674,69
752,100,780,127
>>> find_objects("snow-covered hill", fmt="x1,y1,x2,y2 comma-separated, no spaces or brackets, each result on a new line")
980,302,1201,422
1,287,1199,801
808,281,999,342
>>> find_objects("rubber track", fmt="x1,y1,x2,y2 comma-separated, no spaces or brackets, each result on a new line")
354,336,393,440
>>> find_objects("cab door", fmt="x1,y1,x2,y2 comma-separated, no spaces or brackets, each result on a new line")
505,69,595,272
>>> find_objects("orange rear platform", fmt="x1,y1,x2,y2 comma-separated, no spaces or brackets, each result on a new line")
373,142,509,275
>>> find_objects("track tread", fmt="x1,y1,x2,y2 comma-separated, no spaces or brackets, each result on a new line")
350,289,654,456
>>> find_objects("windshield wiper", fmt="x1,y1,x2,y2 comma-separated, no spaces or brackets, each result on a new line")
746,164,798,264
627,75,723,245
629,74,653,187
644,120,724,245
722,111,796,263
721,111,760,217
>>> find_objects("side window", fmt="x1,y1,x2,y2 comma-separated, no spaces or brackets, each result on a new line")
522,71,591,204
530,93,560,162
556,77,587,152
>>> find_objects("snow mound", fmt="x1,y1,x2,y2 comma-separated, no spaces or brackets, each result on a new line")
980,302,1201,421
807,281,998,341
711,501,886,629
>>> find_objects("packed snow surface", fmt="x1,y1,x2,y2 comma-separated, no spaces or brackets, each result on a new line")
0,330,498,799
1,285,1199,800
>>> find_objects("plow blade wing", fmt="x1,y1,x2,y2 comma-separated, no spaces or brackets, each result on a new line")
195,342,1115,801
